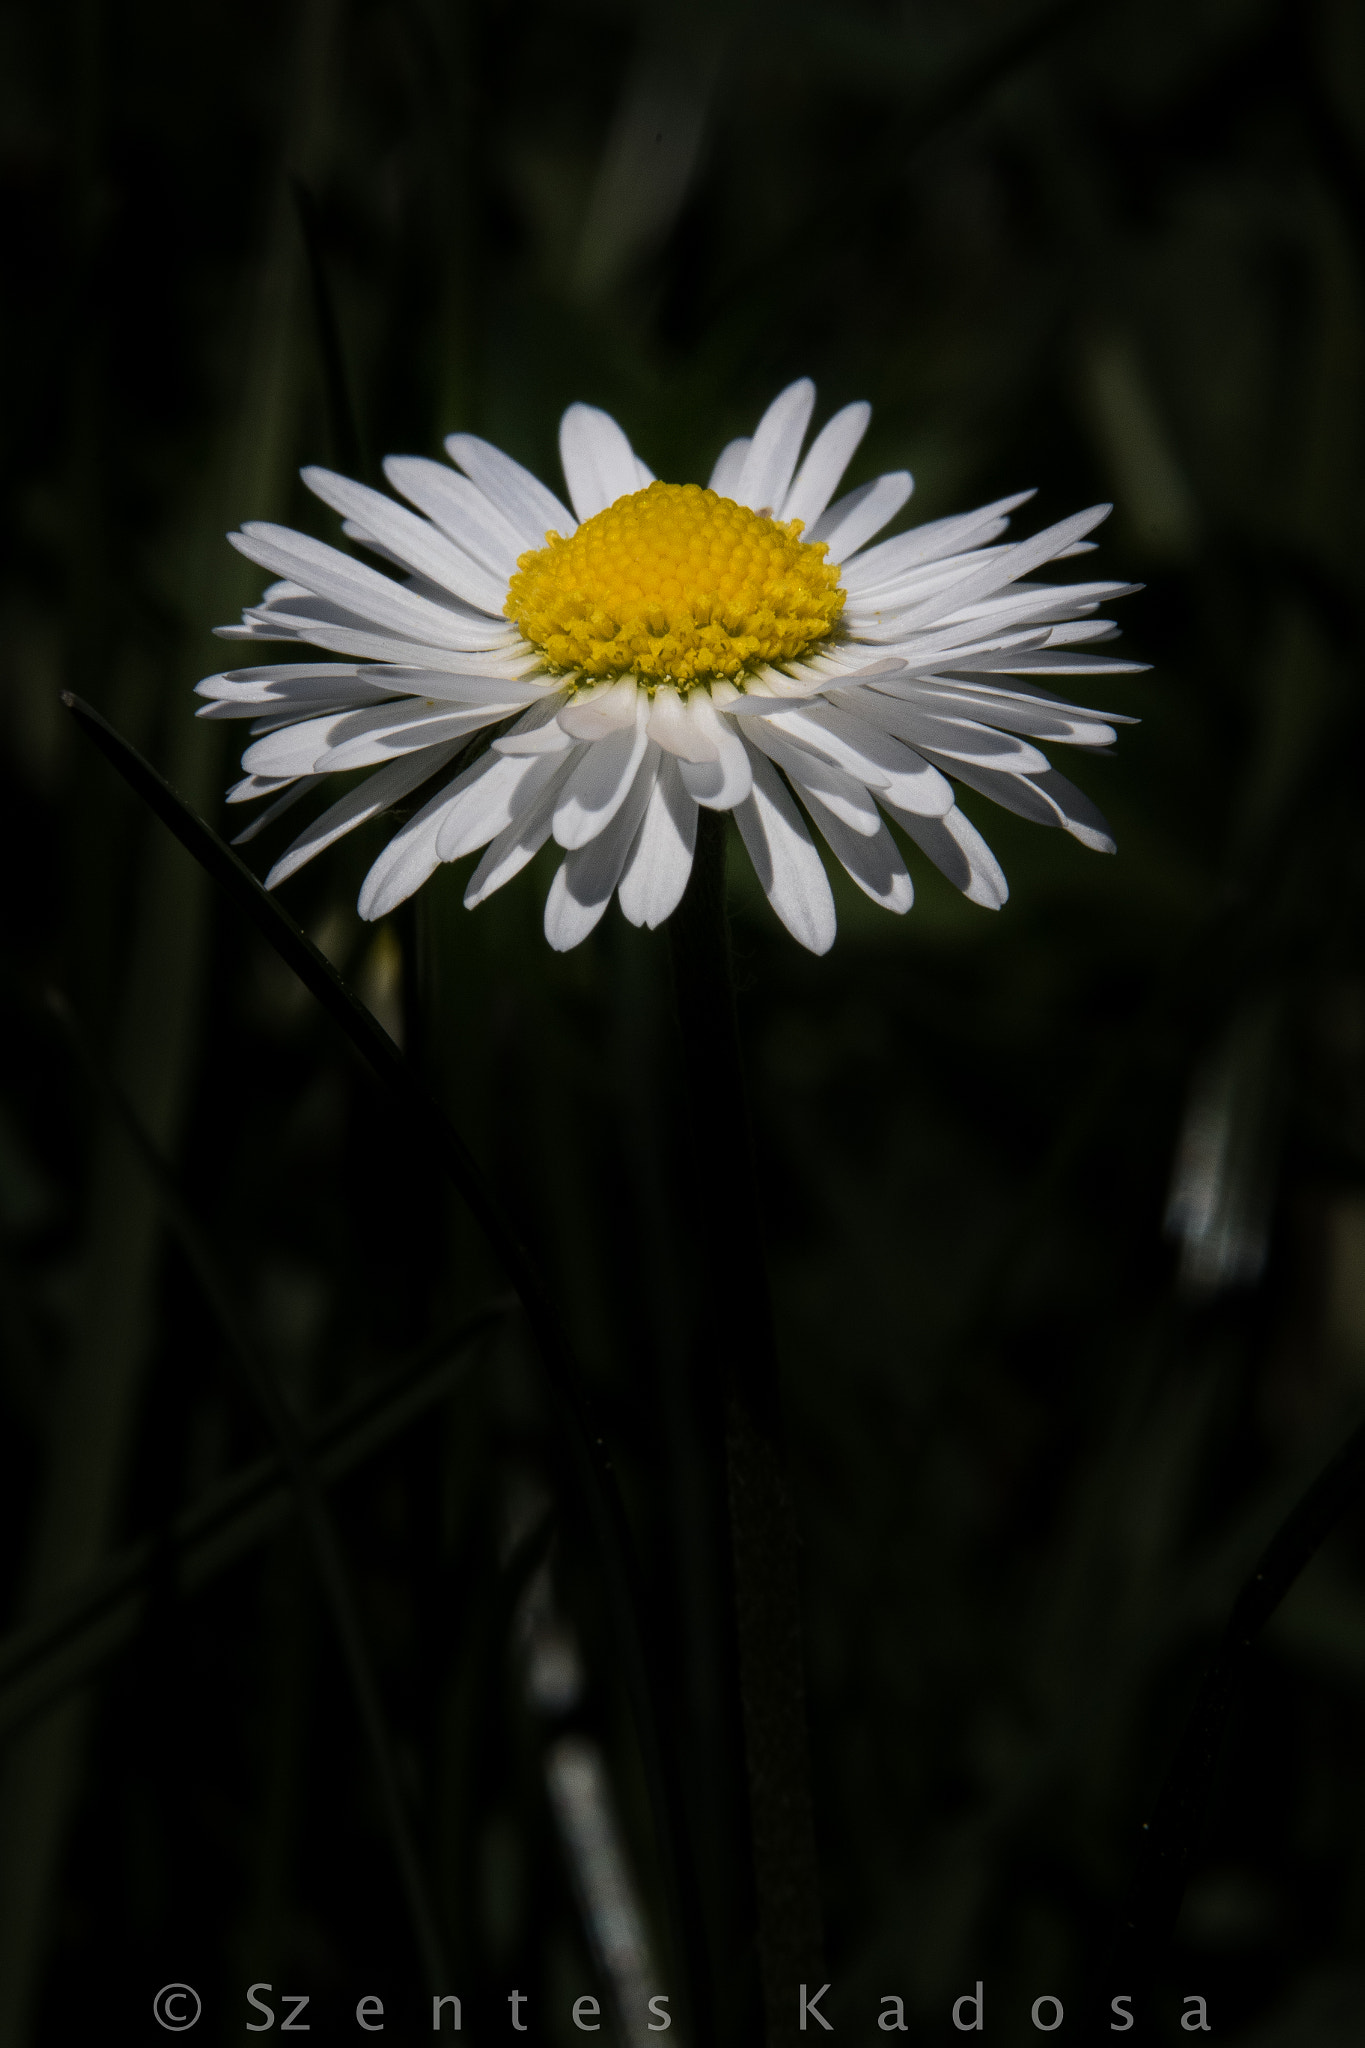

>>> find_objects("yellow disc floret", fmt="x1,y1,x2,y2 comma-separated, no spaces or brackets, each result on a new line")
505,481,845,689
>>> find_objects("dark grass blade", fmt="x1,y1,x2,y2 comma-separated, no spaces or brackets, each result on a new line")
50,987,452,1993
1099,1410,1365,2001
63,692,711,2046
0,1305,505,1741
291,175,369,483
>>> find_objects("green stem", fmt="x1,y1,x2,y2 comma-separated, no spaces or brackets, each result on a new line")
668,808,824,2048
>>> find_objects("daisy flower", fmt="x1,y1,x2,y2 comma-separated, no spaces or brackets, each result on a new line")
198,380,1140,954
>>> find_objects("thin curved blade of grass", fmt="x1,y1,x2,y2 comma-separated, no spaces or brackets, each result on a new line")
1101,1410,1365,1994
62,692,710,2047
51,987,451,1993
291,175,369,483
0,1305,504,1741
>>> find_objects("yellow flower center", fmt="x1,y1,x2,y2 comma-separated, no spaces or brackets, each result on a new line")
504,481,845,688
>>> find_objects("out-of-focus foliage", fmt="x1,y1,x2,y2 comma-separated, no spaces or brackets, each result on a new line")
3,0,1365,2040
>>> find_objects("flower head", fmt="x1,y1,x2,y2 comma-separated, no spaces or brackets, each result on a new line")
200,380,1141,953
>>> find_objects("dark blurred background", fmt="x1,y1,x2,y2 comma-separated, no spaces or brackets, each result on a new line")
3,0,1365,2040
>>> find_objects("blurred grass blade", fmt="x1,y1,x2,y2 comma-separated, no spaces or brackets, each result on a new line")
0,1306,505,1741
49,988,451,1994
1164,994,1284,1295
291,174,368,481
572,17,720,301
63,691,711,2046
1107,1409,1365,1986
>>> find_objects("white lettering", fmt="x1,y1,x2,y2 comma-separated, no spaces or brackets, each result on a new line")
509,1992,528,2032
247,1985,275,2032
952,1983,984,2032
1032,1996,1063,2032
800,1983,832,2031
1110,1995,1133,2031
573,1996,601,2031
878,1995,908,2032
647,1995,672,2031
432,1994,462,2032
1181,1996,1210,2033
356,1996,384,2032
281,1995,310,2032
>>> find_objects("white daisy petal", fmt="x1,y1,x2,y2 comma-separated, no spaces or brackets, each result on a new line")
869,678,1119,746
863,624,1061,670
863,577,1136,649
708,438,750,495
225,611,519,667
732,743,836,955
559,404,643,523
444,432,575,548
780,401,872,532
382,456,526,580
733,379,816,515
303,466,509,614
323,707,511,774
807,472,915,562
242,700,505,778
464,754,580,909
881,507,1113,632
617,755,698,928
266,741,464,889
1028,766,1118,851
229,525,515,654
917,754,1115,853
196,689,391,723
339,518,423,579
886,801,1009,909
196,662,378,706
803,802,913,914
363,669,548,708
435,750,564,863
228,772,296,805
838,697,1052,775
752,702,954,817
358,773,476,920
758,666,837,709
544,748,661,951
678,697,752,810
493,691,577,756
742,722,882,836
552,698,650,849
557,676,640,742
239,707,402,779
646,684,720,762
844,546,1004,607
839,493,1037,593
231,778,322,843
984,650,1147,677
